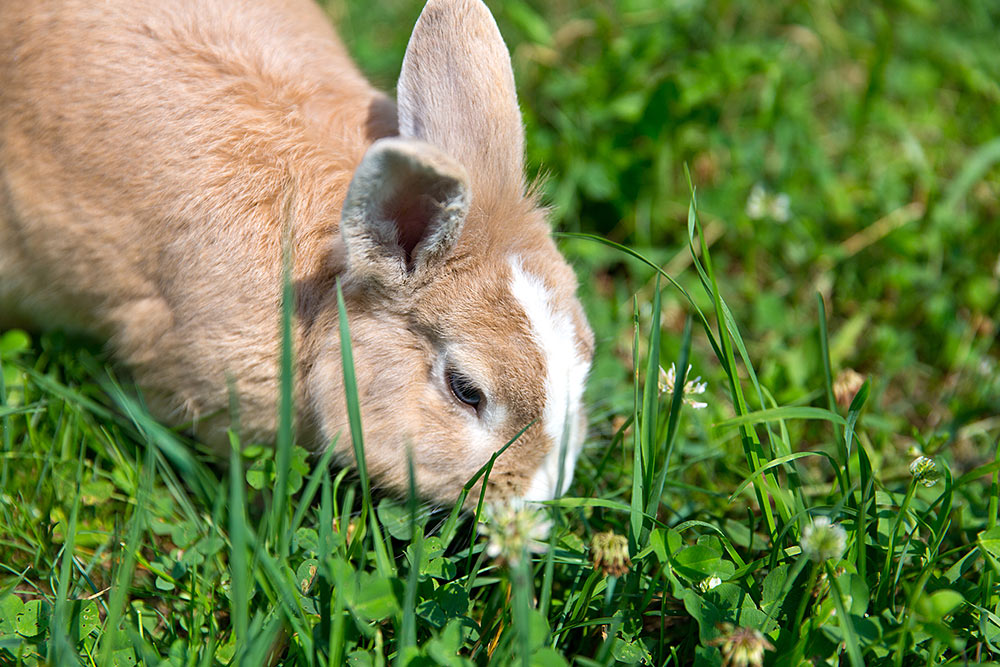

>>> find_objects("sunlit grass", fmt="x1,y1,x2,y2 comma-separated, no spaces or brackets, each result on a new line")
2,0,999,664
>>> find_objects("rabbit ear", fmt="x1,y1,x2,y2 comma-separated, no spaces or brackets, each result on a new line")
397,0,525,201
340,137,470,285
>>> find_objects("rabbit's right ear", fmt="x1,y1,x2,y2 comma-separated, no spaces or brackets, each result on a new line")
340,137,470,286
396,0,525,202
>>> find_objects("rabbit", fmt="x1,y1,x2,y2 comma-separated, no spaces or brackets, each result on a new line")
0,0,594,503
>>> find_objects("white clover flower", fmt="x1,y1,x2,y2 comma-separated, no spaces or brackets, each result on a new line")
745,182,791,222
658,363,708,409
800,516,847,563
698,576,722,592
480,499,552,567
746,183,767,220
909,456,943,487
770,193,791,223
708,624,774,667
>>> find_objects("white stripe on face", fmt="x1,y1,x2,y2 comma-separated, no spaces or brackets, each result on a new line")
507,257,589,500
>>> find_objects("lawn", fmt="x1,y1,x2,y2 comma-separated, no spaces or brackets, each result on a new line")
1,0,999,665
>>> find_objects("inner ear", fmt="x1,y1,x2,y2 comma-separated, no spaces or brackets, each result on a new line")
383,175,459,269
340,137,471,285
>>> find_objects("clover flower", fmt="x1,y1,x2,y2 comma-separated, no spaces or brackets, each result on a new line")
746,183,791,223
833,368,865,408
909,455,943,487
709,623,774,667
658,363,708,409
698,576,723,592
800,516,847,563
590,531,631,577
480,500,551,567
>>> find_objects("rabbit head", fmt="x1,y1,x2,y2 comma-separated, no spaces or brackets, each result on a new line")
305,0,594,503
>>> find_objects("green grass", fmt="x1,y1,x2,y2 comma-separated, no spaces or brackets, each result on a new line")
2,0,999,665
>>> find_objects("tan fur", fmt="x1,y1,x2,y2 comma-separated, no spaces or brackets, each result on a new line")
0,0,594,502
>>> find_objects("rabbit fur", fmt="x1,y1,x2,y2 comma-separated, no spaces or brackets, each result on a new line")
0,0,594,502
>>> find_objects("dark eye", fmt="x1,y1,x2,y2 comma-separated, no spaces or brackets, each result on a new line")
447,369,483,410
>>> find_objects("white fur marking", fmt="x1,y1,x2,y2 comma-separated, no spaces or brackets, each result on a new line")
508,257,589,500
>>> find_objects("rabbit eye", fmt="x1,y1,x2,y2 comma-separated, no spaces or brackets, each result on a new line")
447,369,483,410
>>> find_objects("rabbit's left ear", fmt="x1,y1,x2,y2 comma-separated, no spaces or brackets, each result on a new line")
340,137,469,286
396,0,525,200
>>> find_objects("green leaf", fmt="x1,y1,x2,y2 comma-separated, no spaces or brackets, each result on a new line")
680,590,725,645
347,650,375,667
434,582,470,620
68,600,98,643
416,599,447,629
378,498,413,540
426,619,474,666
672,544,723,581
525,610,551,652
979,526,1000,561
245,458,271,490
408,537,450,579
531,646,570,667
0,595,24,637
16,599,45,637
112,647,137,667
917,589,964,619
761,564,788,613
0,330,31,355
295,560,318,595
837,572,870,617
610,636,650,665
693,645,723,667
649,529,667,564
292,527,320,555
352,572,399,622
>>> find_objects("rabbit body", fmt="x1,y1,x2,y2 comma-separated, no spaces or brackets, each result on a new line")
0,0,593,502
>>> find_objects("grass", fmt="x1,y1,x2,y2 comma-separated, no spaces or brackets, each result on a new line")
2,0,999,665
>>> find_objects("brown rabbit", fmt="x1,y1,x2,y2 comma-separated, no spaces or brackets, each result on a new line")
0,0,594,502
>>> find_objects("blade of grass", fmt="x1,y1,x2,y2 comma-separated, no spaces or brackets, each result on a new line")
826,563,864,667
729,451,844,507
336,279,392,577
715,406,847,430
684,187,783,536
0,346,8,490
856,441,875,582
272,223,296,559
643,316,691,542
439,421,531,549
398,451,420,663
290,437,339,536
987,438,1000,613
817,294,845,452
48,439,85,666
629,297,643,547
463,424,535,579
228,429,250,658
98,430,154,666
640,278,662,510
555,232,723,363
512,555,533,667
540,389,574,615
